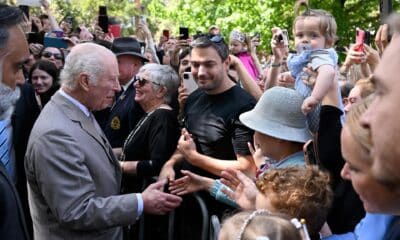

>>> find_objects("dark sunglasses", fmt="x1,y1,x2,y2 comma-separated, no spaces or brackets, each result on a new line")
134,75,161,87
42,51,63,60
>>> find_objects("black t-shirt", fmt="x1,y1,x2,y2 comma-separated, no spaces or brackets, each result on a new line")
122,108,180,193
182,85,256,178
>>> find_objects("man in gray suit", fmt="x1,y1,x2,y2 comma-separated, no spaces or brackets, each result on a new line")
25,42,182,240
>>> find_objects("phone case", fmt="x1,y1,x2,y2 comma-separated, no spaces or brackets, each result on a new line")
182,72,198,94
355,28,365,52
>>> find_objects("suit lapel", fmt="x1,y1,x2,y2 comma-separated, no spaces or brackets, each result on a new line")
52,92,118,166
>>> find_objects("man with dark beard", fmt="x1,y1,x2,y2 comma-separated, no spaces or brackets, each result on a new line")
0,3,30,240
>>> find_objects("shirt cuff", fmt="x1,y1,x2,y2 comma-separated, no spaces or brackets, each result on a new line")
136,193,143,219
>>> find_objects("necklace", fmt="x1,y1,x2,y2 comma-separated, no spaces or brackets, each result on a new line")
119,103,170,161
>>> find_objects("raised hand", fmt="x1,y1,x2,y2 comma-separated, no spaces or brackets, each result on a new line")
220,168,257,210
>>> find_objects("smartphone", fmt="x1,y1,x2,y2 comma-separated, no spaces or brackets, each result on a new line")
98,15,109,33
364,30,371,46
182,72,198,94
52,30,64,38
65,16,74,26
19,5,29,19
163,29,170,41
355,28,365,52
99,6,107,16
303,140,318,165
27,32,44,44
108,24,121,38
140,15,147,24
274,29,289,46
179,27,189,40
43,36,68,49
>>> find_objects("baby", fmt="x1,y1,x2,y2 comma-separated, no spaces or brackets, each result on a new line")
273,2,343,132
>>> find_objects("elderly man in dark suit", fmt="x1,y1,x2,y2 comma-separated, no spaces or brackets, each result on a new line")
25,42,182,240
95,37,146,148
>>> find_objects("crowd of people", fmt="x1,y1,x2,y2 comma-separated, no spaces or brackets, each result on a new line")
1,0,400,240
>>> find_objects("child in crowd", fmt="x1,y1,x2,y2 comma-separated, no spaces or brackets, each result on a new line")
273,2,343,132
170,166,333,240
219,210,306,240
229,30,260,81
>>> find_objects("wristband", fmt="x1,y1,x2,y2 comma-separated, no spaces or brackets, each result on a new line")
270,62,281,68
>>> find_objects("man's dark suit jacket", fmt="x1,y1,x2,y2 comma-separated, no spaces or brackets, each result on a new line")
95,83,144,148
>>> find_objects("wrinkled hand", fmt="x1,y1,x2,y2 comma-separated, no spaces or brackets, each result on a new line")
220,168,257,210
142,179,182,215
169,170,209,195
178,85,189,113
301,96,319,115
177,128,197,163
277,71,295,88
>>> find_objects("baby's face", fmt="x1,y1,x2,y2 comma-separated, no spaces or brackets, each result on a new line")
294,16,327,51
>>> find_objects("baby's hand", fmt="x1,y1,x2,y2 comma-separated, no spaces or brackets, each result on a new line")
302,96,319,115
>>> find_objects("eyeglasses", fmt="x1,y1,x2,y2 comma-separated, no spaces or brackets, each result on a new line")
134,75,161,87
42,51,63,60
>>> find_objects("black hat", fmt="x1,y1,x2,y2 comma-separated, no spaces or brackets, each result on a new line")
111,37,148,62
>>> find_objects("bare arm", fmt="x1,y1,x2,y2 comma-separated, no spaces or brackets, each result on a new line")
41,0,62,32
178,130,256,177
230,54,262,100
311,65,336,101
158,149,184,181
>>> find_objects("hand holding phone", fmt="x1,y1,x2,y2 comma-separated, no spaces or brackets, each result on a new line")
179,27,189,40
355,28,365,52
303,140,319,165
273,29,289,46
163,29,170,41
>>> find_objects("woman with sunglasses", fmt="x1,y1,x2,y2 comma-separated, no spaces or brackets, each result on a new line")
115,63,180,239
40,46,64,69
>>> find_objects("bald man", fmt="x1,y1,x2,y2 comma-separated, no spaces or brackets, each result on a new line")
25,43,181,240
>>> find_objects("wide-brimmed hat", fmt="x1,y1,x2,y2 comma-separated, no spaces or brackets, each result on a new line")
240,86,311,143
111,37,148,62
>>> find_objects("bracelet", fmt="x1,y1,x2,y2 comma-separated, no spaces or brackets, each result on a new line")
270,62,281,68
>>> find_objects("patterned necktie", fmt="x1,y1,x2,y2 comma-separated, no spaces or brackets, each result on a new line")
0,119,12,177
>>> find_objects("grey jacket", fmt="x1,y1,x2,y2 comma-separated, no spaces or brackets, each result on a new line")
25,91,139,240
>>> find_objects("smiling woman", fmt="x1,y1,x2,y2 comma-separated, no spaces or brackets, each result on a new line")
119,63,180,239
28,60,59,110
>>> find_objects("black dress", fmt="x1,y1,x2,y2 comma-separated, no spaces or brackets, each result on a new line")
121,108,179,240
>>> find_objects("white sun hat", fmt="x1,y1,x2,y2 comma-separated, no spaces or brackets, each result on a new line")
239,86,311,143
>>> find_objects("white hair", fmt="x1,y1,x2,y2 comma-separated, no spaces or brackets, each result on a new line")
138,63,179,104
60,43,111,89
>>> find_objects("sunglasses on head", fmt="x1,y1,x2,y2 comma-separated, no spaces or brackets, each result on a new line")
42,51,63,60
134,75,161,87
